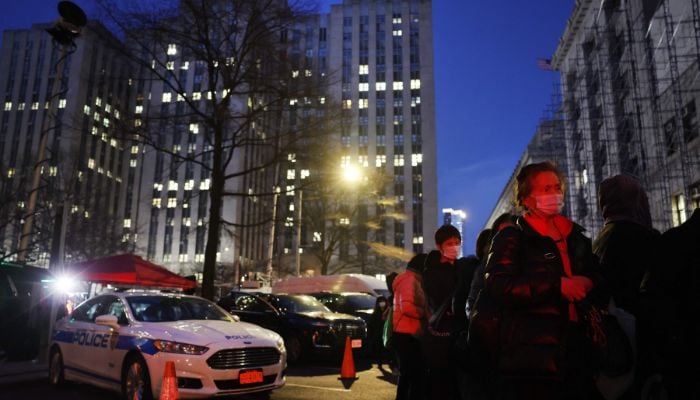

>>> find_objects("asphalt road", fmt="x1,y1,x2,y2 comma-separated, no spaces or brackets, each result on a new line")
0,359,398,400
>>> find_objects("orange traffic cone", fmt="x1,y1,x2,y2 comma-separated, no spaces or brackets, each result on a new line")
340,336,356,380
160,361,178,400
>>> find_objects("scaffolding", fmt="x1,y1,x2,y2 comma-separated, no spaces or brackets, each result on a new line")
551,0,700,237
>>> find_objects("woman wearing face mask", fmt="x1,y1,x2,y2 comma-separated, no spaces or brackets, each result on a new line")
484,161,604,400
368,295,391,369
422,224,476,400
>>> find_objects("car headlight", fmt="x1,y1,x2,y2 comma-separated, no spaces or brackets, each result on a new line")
277,337,286,353
153,339,209,355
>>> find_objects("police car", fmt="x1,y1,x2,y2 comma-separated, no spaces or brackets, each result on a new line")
49,290,286,399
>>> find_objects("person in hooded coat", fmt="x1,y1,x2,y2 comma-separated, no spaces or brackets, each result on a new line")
593,174,661,400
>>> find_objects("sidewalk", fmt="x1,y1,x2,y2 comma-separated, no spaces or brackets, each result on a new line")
0,357,47,385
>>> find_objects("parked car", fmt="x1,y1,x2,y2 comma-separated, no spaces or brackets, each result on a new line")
309,292,377,324
217,292,367,363
49,290,286,399
0,262,54,360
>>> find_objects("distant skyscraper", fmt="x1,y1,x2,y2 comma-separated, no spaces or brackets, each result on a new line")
442,208,466,257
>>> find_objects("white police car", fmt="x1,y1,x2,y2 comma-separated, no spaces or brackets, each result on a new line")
49,290,286,399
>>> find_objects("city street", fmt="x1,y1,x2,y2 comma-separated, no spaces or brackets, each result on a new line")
0,359,398,400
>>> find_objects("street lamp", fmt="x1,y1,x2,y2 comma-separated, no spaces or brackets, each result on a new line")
17,1,87,264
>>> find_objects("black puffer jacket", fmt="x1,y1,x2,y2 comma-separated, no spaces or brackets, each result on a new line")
484,216,603,380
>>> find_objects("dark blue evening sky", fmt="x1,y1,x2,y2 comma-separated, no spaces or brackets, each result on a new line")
0,1,575,254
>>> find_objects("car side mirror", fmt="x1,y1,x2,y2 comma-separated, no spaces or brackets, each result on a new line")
95,314,120,330
231,314,241,322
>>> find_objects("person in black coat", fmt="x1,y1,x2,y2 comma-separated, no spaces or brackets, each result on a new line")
422,224,477,400
484,161,604,400
593,174,660,400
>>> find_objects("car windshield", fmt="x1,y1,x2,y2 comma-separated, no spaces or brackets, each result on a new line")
342,294,377,309
272,295,331,314
127,296,233,322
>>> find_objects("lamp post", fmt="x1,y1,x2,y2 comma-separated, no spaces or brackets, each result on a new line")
295,189,302,276
17,1,87,265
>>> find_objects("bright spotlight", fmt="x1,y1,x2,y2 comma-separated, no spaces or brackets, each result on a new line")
54,275,78,294
342,164,361,183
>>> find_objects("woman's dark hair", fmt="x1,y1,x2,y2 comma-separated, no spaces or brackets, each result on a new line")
490,212,515,234
434,224,461,245
515,161,565,209
475,228,492,261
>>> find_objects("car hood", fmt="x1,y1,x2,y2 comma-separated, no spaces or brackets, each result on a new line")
295,310,363,322
133,320,281,347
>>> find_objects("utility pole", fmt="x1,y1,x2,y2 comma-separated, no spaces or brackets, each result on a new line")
17,1,87,265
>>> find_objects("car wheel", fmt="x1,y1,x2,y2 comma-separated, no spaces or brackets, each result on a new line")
48,347,65,386
285,336,303,364
122,354,153,400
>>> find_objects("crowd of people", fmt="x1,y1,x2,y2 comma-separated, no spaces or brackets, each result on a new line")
368,161,699,400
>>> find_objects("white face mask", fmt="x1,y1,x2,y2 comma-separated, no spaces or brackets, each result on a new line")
441,245,460,260
533,193,564,216
378,301,387,308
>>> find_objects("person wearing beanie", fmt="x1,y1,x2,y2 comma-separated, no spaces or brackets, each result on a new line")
422,224,475,400
392,253,428,400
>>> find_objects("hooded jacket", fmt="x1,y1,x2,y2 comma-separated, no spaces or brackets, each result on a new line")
392,270,428,336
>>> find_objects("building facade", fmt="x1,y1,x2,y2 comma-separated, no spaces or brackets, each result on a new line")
0,22,135,266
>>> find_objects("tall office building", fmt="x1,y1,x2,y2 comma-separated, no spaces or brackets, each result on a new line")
0,22,135,266
0,0,438,281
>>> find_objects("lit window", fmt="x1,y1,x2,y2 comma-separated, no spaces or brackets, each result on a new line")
188,123,199,134
135,105,143,114
288,153,296,162
154,183,164,191
110,139,117,147
167,198,177,208
181,61,189,70
184,180,194,190
393,30,402,36
162,92,172,103
94,112,100,121
343,99,352,109
359,155,369,167
167,43,177,55
88,158,96,169
394,154,404,166
172,144,181,152
412,236,424,244
184,217,191,227
114,110,120,119
123,219,131,228
286,185,295,196
105,104,111,113
200,179,210,190
188,143,196,153
341,155,351,167
131,145,139,154
134,119,142,127
292,70,299,78
305,69,312,77
83,105,90,114
103,118,110,127
71,205,78,214
359,99,369,109
130,159,137,168
287,169,296,180
7,168,15,178
17,103,25,110
375,155,386,167
376,82,386,91
313,232,322,242
177,93,185,102
289,98,298,106
393,81,404,90
168,180,178,191
96,97,102,107
340,217,350,225
358,83,369,92
152,198,161,208
319,97,326,104
392,17,402,24
411,153,423,166
192,92,201,100
91,126,98,135
672,193,687,226
4,102,11,111
410,79,421,89
359,65,369,75
179,254,189,263
31,102,38,110
166,61,174,70
226,57,235,66
300,169,310,179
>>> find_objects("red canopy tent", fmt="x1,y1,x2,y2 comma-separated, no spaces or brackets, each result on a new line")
68,254,197,290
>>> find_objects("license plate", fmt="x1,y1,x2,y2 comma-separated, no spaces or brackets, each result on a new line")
239,369,264,385
351,339,362,348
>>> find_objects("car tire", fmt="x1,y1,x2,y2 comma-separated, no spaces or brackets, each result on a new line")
122,354,153,400
48,347,65,386
285,336,303,364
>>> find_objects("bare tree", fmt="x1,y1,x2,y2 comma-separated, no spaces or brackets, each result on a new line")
94,0,335,298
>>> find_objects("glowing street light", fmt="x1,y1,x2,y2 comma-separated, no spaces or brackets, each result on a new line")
341,164,362,183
